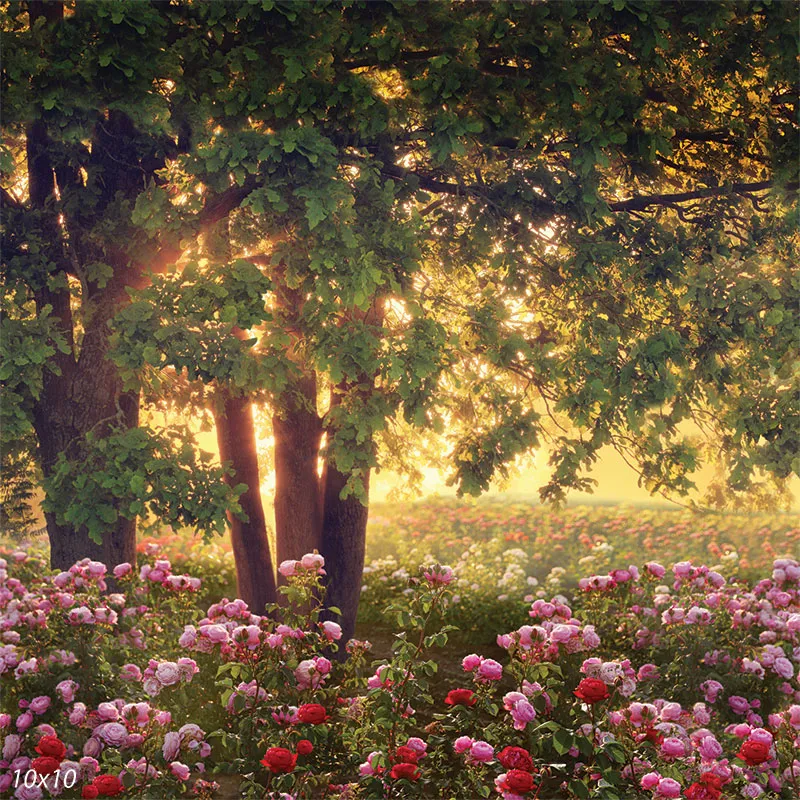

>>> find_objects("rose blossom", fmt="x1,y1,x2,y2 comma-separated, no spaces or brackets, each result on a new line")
162,731,182,761
55,680,79,704
169,761,191,781
469,741,494,763
96,722,127,747
476,659,503,682
28,697,51,715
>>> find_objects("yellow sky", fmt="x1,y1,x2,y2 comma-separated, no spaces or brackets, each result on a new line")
179,403,797,513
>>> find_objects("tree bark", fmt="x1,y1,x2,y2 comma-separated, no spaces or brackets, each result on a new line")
33,288,141,572
319,459,371,648
215,392,277,613
273,372,323,569
270,266,324,574
25,98,140,572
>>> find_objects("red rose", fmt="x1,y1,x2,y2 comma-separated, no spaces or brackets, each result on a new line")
501,769,536,794
573,678,610,704
31,756,61,776
296,739,314,756
444,689,476,707
684,782,722,800
699,774,723,791
497,746,533,772
737,739,771,766
297,703,328,725
92,775,124,797
261,746,297,774
35,735,67,760
389,762,420,781
393,746,419,765
642,726,663,746
81,788,100,800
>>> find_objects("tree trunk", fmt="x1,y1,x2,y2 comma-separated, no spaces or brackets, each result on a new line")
319,460,371,647
270,265,324,574
25,88,140,572
273,372,323,569
33,293,141,572
215,392,277,613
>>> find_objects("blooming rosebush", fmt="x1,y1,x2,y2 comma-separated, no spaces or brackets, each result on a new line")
1,531,799,797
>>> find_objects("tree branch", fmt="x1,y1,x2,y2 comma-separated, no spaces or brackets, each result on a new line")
342,49,446,70
141,179,260,286
197,179,259,227
608,181,798,213
0,186,23,210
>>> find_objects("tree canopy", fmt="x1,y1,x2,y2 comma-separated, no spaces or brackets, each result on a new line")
2,0,798,628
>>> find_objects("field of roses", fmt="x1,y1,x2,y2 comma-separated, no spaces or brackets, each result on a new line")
1,502,799,799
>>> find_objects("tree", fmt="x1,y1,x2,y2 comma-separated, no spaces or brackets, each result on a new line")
2,1,797,640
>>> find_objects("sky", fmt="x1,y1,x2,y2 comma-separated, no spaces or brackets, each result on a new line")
182,410,800,513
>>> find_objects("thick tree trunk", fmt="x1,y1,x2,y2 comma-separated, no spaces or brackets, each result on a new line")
215,392,277,613
319,461,371,647
33,302,141,572
46,513,138,573
26,92,140,572
273,372,323,569
270,265,324,573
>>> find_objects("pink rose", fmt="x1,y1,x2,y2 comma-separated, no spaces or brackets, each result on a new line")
423,565,454,585
300,553,325,571
476,659,503,682
673,561,692,578
55,680,79,704
729,696,750,715
774,658,794,680
155,662,181,686
698,735,722,760
113,563,132,578
322,621,342,641
2,734,21,760
656,777,682,797
120,664,142,682
469,741,494,763
749,728,773,746
29,696,51,715
278,560,298,577
83,737,102,758
640,772,661,790
169,761,191,781
202,624,229,644
97,722,127,747
15,712,33,731
162,731,182,762
509,698,536,730
462,654,482,672
69,703,88,725
550,624,576,643
660,737,686,758
660,702,682,721
86,561,106,578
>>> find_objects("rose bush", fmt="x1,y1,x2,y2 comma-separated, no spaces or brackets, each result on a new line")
1,527,799,797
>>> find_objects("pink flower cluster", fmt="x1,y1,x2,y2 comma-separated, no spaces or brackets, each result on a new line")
278,552,326,577
496,596,601,661
142,657,199,696
294,656,332,690
462,653,503,683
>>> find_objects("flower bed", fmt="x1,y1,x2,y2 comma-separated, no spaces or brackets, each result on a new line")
1,544,799,798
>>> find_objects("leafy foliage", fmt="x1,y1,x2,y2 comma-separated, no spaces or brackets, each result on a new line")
41,424,244,544
1,0,798,537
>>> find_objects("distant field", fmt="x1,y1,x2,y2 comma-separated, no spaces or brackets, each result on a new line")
366,498,800,575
